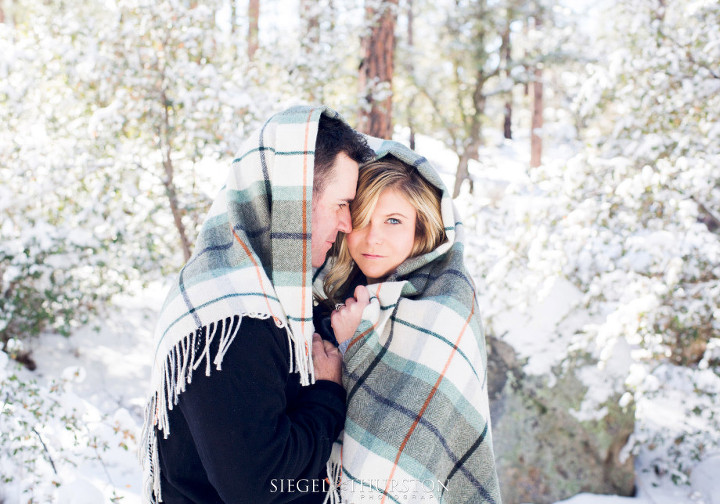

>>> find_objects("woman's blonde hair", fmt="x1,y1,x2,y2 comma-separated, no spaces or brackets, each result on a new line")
323,156,446,304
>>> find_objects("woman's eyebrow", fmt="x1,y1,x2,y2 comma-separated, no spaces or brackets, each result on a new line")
386,212,408,218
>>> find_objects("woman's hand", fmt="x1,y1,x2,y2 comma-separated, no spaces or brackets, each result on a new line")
330,285,371,345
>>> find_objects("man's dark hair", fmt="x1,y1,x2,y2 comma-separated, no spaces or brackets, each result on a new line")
314,114,373,195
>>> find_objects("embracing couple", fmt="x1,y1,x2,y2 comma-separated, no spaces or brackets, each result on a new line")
140,106,502,504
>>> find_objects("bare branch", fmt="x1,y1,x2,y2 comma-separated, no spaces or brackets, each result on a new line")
32,427,58,475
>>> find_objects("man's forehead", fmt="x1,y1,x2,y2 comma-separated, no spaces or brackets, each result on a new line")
327,155,358,185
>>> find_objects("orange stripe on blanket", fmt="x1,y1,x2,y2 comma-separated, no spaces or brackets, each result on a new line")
231,226,280,324
380,302,475,504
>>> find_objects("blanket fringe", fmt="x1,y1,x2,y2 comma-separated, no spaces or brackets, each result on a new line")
139,394,160,503
323,440,343,504
140,312,310,503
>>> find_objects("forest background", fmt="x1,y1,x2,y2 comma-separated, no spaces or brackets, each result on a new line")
1,0,719,503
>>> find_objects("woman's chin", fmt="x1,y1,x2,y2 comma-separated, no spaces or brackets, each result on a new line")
360,267,391,284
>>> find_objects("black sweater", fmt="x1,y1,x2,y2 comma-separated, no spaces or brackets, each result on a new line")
156,316,346,503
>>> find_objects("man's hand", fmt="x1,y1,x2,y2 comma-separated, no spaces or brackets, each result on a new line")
330,285,370,345
312,333,342,384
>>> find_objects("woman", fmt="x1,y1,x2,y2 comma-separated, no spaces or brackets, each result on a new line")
313,140,502,504
317,153,446,347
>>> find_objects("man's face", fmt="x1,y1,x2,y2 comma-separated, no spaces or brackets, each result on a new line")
311,152,359,268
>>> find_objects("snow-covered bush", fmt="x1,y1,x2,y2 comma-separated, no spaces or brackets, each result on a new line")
0,350,138,502
0,9,143,351
571,0,720,373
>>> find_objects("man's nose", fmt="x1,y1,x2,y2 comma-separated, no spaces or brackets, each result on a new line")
337,207,352,233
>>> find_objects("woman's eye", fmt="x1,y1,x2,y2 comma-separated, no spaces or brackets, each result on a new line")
387,218,401,225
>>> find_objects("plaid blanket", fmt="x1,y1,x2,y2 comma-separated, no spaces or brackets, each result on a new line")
315,139,502,504
139,105,341,503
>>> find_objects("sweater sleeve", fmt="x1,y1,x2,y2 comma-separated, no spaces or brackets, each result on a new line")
176,316,345,503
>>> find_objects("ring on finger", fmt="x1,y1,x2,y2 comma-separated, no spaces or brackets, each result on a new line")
334,303,345,311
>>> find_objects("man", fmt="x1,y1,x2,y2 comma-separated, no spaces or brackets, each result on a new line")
140,106,373,503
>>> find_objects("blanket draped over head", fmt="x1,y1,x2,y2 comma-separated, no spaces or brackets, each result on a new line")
314,139,502,504
140,105,340,503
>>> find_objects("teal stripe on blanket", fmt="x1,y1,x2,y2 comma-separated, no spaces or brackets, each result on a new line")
232,146,276,163
275,107,324,123
270,186,310,200
226,181,269,204
274,150,315,156
203,213,231,230
272,271,313,284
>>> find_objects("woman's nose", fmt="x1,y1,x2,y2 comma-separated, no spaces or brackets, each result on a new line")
366,224,382,244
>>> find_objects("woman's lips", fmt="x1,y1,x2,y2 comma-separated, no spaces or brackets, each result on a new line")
362,253,384,259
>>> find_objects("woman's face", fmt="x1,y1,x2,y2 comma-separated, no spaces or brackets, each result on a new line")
346,188,417,283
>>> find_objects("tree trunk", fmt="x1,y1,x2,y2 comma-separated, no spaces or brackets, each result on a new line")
358,0,398,139
248,0,259,60
453,146,474,199
328,0,337,32
300,0,320,101
523,16,529,97
530,15,543,168
0,0,9,24
160,89,193,262
300,0,320,47
407,0,415,149
453,70,486,198
453,133,482,198
501,13,512,139
230,0,237,35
